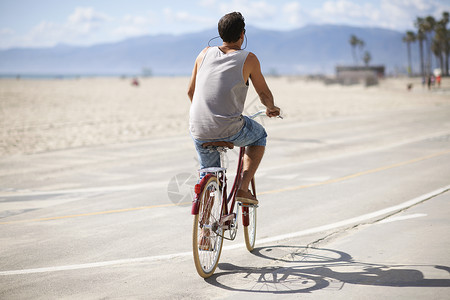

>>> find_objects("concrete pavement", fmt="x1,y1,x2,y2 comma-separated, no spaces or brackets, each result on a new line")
1,105,450,299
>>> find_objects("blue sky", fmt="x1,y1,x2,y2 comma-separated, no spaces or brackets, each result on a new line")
0,0,449,49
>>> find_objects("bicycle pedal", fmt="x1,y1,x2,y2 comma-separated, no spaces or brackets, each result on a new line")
238,203,258,208
220,213,236,224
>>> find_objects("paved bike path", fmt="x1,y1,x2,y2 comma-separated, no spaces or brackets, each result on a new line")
1,106,450,299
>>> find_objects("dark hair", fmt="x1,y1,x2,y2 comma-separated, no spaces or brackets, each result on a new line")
218,12,245,43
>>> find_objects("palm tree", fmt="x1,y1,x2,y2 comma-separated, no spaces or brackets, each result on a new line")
440,12,449,76
414,17,426,77
432,37,443,74
358,39,365,64
403,31,416,76
363,51,371,66
434,20,446,75
349,35,365,65
350,35,359,65
423,16,436,75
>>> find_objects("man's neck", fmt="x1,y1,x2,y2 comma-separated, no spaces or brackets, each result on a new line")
219,42,241,53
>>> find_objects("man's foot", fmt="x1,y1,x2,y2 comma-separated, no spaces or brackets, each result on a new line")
236,189,259,205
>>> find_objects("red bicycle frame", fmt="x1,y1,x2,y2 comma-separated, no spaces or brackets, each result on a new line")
191,146,255,230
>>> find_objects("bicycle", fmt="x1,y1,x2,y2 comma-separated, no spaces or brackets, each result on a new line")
191,110,280,278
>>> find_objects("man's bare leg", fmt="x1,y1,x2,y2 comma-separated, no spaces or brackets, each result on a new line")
237,145,265,203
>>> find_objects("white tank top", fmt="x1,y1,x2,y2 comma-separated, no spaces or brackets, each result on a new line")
189,47,249,140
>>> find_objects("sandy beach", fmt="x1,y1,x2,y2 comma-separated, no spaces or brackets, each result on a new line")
0,76,449,157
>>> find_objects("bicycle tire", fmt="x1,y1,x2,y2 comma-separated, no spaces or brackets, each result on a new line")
192,176,224,278
243,178,257,252
243,205,257,251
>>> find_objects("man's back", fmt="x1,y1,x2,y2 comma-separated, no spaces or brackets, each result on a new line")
189,47,249,140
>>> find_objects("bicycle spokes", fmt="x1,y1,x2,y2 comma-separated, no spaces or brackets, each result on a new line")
193,176,224,278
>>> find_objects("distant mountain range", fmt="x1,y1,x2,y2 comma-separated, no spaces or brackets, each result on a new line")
0,24,416,76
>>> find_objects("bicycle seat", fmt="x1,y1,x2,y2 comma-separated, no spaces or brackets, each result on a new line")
202,141,234,149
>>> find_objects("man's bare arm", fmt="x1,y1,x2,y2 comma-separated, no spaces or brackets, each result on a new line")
244,53,280,117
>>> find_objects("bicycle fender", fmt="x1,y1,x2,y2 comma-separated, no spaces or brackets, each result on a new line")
191,174,213,215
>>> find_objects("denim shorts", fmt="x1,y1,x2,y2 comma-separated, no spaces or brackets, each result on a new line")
192,116,267,169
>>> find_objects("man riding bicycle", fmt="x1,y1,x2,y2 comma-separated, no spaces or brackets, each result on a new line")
187,12,280,205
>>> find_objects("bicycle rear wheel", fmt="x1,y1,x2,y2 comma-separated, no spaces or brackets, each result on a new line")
243,205,257,251
243,178,257,251
192,176,224,278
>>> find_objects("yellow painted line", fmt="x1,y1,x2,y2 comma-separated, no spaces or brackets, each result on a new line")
0,202,191,225
259,148,450,195
1,148,449,225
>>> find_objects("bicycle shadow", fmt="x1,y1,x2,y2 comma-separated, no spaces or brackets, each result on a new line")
205,245,450,294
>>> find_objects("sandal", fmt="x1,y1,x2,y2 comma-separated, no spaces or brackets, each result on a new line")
236,189,259,205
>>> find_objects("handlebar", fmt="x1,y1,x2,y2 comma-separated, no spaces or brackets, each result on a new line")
248,109,283,120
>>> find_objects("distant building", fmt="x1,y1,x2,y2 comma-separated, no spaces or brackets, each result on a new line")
336,65,385,77
335,65,385,86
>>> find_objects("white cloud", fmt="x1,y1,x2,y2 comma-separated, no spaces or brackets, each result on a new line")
313,0,380,25
68,7,112,25
198,0,217,7
0,28,15,36
4,7,113,48
24,21,71,46
2,0,449,49
164,8,213,24
378,0,449,30
302,0,449,31
379,0,416,29
218,0,277,21
113,26,148,38
392,0,432,11
123,15,149,26
283,2,303,26
113,14,156,38
30,21,60,37
64,7,112,36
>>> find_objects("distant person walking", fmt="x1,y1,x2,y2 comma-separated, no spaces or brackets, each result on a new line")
187,12,280,204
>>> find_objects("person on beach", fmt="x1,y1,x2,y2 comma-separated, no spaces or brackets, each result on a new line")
187,12,280,205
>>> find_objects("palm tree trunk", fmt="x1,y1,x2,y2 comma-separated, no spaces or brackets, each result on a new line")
446,50,450,76
437,52,444,73
419,39,425,77
352,46,357,65
426,36,432,76
407,42,412,76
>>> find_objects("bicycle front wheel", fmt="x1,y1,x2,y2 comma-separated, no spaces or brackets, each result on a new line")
192,176,224,278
